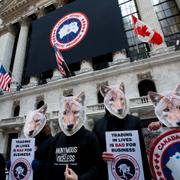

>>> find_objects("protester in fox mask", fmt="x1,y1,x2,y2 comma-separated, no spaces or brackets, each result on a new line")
23,104,53,180
148,84,180,130
46,92,102,180
93,83,152,180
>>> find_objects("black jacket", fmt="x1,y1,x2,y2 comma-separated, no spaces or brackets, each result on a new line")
46,126,102,180
93,113,152,180
0,153,6,180
33,134,53,180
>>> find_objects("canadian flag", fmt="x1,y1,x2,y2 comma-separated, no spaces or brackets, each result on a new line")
132,15,163,45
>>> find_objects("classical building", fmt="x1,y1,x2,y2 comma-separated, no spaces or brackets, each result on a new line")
0,0,180,160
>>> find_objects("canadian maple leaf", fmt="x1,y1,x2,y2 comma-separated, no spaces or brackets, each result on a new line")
136,25,151,37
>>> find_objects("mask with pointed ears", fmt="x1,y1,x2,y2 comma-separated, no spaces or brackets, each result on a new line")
100,83,128,119
23,104,47,138
149,84,180,127
59,92,86,136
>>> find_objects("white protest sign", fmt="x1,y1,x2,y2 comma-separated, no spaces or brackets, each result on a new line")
106,130,144,180
9,138,35,180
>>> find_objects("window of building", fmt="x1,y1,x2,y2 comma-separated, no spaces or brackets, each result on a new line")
138,79,157,96
63,89,73,96
36,100,45,109
152,0,180,46
92,53,112,71
97,81,108,103
6,133,18,160
38,70,53,85
97,91,104,103
13,105,20,117
118,0,150,61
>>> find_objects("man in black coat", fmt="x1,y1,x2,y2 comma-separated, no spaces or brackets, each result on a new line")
46,92,102,180
23,104,53,180
0,153,6,180
93,83,152,180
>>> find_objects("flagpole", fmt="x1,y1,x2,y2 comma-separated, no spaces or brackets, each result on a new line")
2,64,23,88
63,59,72,77
129,5,140,55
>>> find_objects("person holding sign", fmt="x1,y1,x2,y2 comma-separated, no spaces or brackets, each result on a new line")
46,92,102,180
23,104,53,180
93,83,152,180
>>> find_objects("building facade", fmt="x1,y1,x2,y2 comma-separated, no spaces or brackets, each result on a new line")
0,0,180,159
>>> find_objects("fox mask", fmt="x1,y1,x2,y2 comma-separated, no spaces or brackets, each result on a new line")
100,83,128,119
23,104,47,138
149,84,180,127
59,92,86,136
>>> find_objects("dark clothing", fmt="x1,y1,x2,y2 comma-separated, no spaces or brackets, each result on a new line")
93,113,152,180
46,126,102,180
33,134,53,180
0,153,6,180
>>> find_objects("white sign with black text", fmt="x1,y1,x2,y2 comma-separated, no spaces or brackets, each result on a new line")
106,130,144,180
9,138,35,180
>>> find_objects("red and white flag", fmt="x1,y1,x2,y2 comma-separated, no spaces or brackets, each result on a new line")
0,65,12,92
132,15,163,45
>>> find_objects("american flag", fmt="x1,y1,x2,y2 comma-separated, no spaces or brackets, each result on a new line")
53,45,66,77
0,65,12,92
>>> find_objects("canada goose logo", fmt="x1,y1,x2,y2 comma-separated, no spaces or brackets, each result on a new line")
50,12,89,50
11,158,31,180
150,129,180,180
111,155,140,180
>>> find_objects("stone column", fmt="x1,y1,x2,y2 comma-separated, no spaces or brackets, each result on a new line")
136,0,167,51
0,25,16,70
28,76,38,87
175,0,180,10
11,18,29,89
111,50,130,66
80,59,93,72
0,129,5,153
37,7,46,18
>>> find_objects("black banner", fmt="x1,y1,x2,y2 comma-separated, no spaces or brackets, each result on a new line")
26,0,128,76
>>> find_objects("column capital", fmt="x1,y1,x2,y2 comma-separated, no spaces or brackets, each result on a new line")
6,24,17,35
36,7,46,18
52,68,63,80
80,59,93,73
18,16,30,26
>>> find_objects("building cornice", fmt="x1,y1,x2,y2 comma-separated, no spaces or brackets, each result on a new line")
0,0,61,31
0,50,179,102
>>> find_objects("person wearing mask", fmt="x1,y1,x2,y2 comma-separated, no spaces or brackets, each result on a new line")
46,92,102,180
93,83,152,180
23,104,53,180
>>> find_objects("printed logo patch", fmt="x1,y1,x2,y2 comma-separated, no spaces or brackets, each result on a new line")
111,154,140,180
11,158,31,180
150,129,180,180
50,12,89,50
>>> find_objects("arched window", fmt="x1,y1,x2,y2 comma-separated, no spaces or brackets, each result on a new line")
13,105,20,117
97,91,104,103
138,80,157,96
36,100,45,109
